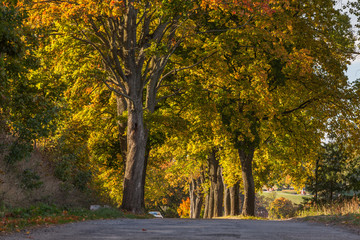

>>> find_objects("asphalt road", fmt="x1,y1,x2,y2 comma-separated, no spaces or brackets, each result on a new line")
1,218,360,240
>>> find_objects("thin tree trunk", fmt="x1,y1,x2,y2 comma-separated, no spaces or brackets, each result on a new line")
224,185,231,216
230,182,240,216
314,157,319,203
214,166,224,217
238,148,256,216
203,191,210,219
208,185,214,218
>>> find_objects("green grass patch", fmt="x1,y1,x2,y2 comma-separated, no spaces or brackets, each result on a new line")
0,203,149,233
260,191,311,205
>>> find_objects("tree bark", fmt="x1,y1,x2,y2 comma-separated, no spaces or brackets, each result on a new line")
189,177,203,219
238,148,256,216
121,98,148,214
224,184,231,216
208,185,215,218
230,182,240,216
214,166,224,217
203,192,210,219
205,149,224,218
314,157,319,203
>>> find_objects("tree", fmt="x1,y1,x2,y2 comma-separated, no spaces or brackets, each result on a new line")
1,2,60,164
306,142,360,203
25,0,203,213
194,0,356,216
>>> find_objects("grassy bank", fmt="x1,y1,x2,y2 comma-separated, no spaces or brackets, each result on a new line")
0,203,149,233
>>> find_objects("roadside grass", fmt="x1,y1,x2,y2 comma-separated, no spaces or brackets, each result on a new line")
0,203,150,233
260,191,311,205
295,197,360,228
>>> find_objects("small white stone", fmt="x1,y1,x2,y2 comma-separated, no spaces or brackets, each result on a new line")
90,205,101,211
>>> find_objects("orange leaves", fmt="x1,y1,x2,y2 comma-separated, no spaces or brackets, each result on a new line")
27,0,127,27
177,198,190,218
200,0,276,17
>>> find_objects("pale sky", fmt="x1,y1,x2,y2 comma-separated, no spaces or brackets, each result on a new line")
340,0,360,83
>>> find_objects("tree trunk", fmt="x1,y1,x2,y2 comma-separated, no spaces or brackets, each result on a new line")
121,98,148,214
230,182,240,216
208,185,214,218
238,148,256,216
206,149,223,218
189,177,203,219
214,166,224,217
224,184,231,216
314,157,319,203
203,192,210,219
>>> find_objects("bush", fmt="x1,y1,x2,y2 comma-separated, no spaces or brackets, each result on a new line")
177,198,190,218
269,197,296,219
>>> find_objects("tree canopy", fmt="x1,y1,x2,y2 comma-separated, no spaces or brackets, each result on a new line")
2,0,359,217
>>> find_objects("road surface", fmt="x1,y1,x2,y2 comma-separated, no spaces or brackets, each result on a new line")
1,218,360,240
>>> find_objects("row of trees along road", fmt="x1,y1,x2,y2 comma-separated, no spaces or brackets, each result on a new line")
5,0,358,216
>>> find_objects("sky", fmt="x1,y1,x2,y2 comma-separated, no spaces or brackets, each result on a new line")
339,0,360,83
346,60,360,83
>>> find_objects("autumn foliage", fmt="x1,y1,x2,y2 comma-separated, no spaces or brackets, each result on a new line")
177,198,190,218
1,0,359,218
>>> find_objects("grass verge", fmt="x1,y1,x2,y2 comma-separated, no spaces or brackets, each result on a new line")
0,203,150,233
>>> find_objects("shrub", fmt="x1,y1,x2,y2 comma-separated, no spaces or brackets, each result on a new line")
177,198,190,218
269,197,296,219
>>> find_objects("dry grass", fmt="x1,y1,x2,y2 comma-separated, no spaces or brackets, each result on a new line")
296,197,360,229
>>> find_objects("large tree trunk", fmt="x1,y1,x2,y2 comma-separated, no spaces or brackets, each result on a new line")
189,177,203,219
230,182,240,216
121,98,148,214
238,148,256,216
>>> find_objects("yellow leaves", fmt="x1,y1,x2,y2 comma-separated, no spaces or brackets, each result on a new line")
286,49,314,77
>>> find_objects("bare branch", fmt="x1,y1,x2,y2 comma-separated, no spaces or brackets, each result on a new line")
102,78,133,101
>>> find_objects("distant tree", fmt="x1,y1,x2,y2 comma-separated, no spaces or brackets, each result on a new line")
306,143,360,203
